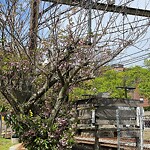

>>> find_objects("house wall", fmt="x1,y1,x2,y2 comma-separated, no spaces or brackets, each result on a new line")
133,87,149,107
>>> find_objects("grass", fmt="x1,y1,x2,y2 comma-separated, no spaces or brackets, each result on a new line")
0,137,14,150
144,129,150,140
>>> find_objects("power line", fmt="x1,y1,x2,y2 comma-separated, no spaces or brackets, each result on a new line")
124,57,149,66
118,55,149,66
113,48,150,62
40,1,150,34
118,52,149,63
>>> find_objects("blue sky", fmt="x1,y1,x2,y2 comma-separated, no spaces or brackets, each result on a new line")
0,0,149,67
107,0,150,67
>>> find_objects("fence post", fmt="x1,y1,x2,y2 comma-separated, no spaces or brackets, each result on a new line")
139,107,144,150
136,107,144,150
116,109,120,150
92,108,100,150
94,124,100,150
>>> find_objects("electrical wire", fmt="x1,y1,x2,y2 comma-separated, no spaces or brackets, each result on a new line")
123,56,149,66
113,48,150,61
115,53,150,66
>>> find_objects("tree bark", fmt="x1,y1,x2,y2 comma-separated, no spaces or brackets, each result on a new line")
29,0,39,64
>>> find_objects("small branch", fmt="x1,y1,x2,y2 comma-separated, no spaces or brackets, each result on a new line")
1,89,20,113
26,78,58,107
51,82,69,122
57,67,65,85
74,77,95,85
69,62,89,82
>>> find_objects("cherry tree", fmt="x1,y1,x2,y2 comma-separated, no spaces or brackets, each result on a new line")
0,0,149,149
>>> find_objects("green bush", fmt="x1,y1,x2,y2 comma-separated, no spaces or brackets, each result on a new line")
5,109,75,150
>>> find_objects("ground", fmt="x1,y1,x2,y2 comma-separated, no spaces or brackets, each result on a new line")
0,137,14,150
0,129,150,150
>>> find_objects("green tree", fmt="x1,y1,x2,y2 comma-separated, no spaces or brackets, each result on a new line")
71,66,150,100
123,66,150,100
71,69,125,99
144,58,150,70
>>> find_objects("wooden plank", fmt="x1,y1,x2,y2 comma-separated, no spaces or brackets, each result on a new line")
77,106,118,110
78,119,91,125
96,109,137,119
77,124,91,128
120,130,140,138
78,116,136,120
77,106,94,110
77,126,117,130
97,99,139,107
96,119,137,125
78,116,91,120
76,98,140,127
78,109,137,120
77,118,137,125
78,109,91,117
76,98,140,107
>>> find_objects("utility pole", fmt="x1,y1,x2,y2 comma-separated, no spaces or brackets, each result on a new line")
88,0,92,45
11,0,17,56
29,0,39,64
116,86,135,98
116,76,135,98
